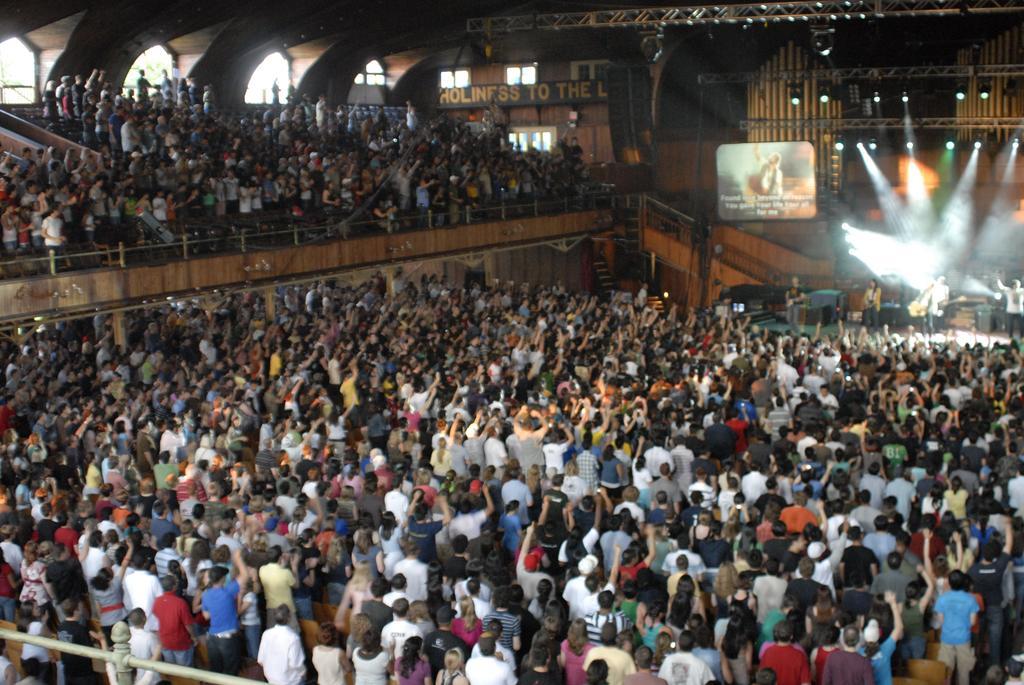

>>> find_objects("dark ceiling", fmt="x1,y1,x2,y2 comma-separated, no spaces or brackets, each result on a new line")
3,0,1023,106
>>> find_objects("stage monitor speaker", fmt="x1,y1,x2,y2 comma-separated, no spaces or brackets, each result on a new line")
975,305,994,334
605,64,653,165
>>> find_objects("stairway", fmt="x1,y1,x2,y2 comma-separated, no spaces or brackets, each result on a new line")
593,252,616,294
646,296,664,312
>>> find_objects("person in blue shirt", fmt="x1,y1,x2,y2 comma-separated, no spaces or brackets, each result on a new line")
933,570,980,685
405,489,452,563
500,468,533,524
200,548,250,676
859,592,903,685
499,501,523,555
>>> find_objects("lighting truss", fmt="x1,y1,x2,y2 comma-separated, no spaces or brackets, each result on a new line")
700,64,1024,85
740,117,1024,130
467,1,1024,34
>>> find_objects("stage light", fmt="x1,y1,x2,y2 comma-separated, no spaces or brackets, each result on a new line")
901,90,909,103
1014,138,1020,149
872,90,881,103
841,222,851,230
906,141,914,151
945,138,956,150
955,83,966,100
974,140,983,150
812,25,835,57
789,83,802,106
834,135,845,151
979,82,991,100
868,139,878,151
641,33,664,63
818,85,831,104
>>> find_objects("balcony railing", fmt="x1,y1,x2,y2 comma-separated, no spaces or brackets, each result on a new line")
0,624,260,685
0,191,618,279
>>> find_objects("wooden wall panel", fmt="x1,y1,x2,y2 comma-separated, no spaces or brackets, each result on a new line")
0,211,605,324
710,225,832,278
956,23,1024,143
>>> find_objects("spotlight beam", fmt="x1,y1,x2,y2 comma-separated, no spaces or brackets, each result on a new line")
933,147,979,261
856,142,917,241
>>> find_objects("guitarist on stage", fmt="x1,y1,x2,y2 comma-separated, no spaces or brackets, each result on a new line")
920,276,949,335
996,277,1024,338
785,276,807,333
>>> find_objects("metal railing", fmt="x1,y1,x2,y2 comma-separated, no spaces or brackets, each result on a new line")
0,624,261,685
0,191,619,279
0,87,34,106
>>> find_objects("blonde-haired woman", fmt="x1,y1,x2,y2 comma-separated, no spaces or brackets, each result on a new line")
712,562,756,632
324,536,350,606
343,613,373,674
451,596,482,647
562,460,587,503
558,618,592,685
334,562,373,632
434,648,468,685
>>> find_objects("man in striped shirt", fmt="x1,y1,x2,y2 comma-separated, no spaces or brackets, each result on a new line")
483,586,521,653
584,590,633,644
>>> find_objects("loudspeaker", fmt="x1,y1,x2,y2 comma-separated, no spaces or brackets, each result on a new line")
137,211,175,244
975,306,994,333
605,64,653,164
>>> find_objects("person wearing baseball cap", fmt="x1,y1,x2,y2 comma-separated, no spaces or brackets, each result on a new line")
423,605,468,675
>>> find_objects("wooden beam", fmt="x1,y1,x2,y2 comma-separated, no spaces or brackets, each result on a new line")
0,210,604,326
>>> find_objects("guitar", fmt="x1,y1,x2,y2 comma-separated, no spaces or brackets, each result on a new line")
907,294,965,318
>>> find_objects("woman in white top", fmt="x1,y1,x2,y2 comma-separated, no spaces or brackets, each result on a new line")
312,623,346,685
1,205,17,252
239,185,253,214
352,631,389,685
151,191,168,221
183,538,213,597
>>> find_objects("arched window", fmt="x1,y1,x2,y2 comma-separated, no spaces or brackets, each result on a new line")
0,37,36,104
123,45,175,97
353,60,385,86
245,52,290,104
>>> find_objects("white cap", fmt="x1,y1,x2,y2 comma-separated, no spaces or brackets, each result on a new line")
372,454,387,469
578,555,598,575
465,425,479,439
807,542,826,559
863,619,880,644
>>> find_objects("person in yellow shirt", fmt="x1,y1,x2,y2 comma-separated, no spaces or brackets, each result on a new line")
269,348,283,378
340,363,359,409
84,454,103,496
430,437,452,476
259,547,298,627
943,476,968,519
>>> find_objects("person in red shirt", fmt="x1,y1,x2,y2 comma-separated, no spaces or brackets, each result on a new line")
908,513,945,562
0,399,12,435
150,575,197,665
725,407,750,455
760,621,811,685
779,492,819,536
53,514,80,551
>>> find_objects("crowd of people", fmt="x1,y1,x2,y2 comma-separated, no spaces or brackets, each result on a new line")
0,271,1023,685
0,69,590,256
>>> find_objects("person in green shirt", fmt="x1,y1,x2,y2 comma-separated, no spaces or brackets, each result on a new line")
882,441,907,466
153,451,179,490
